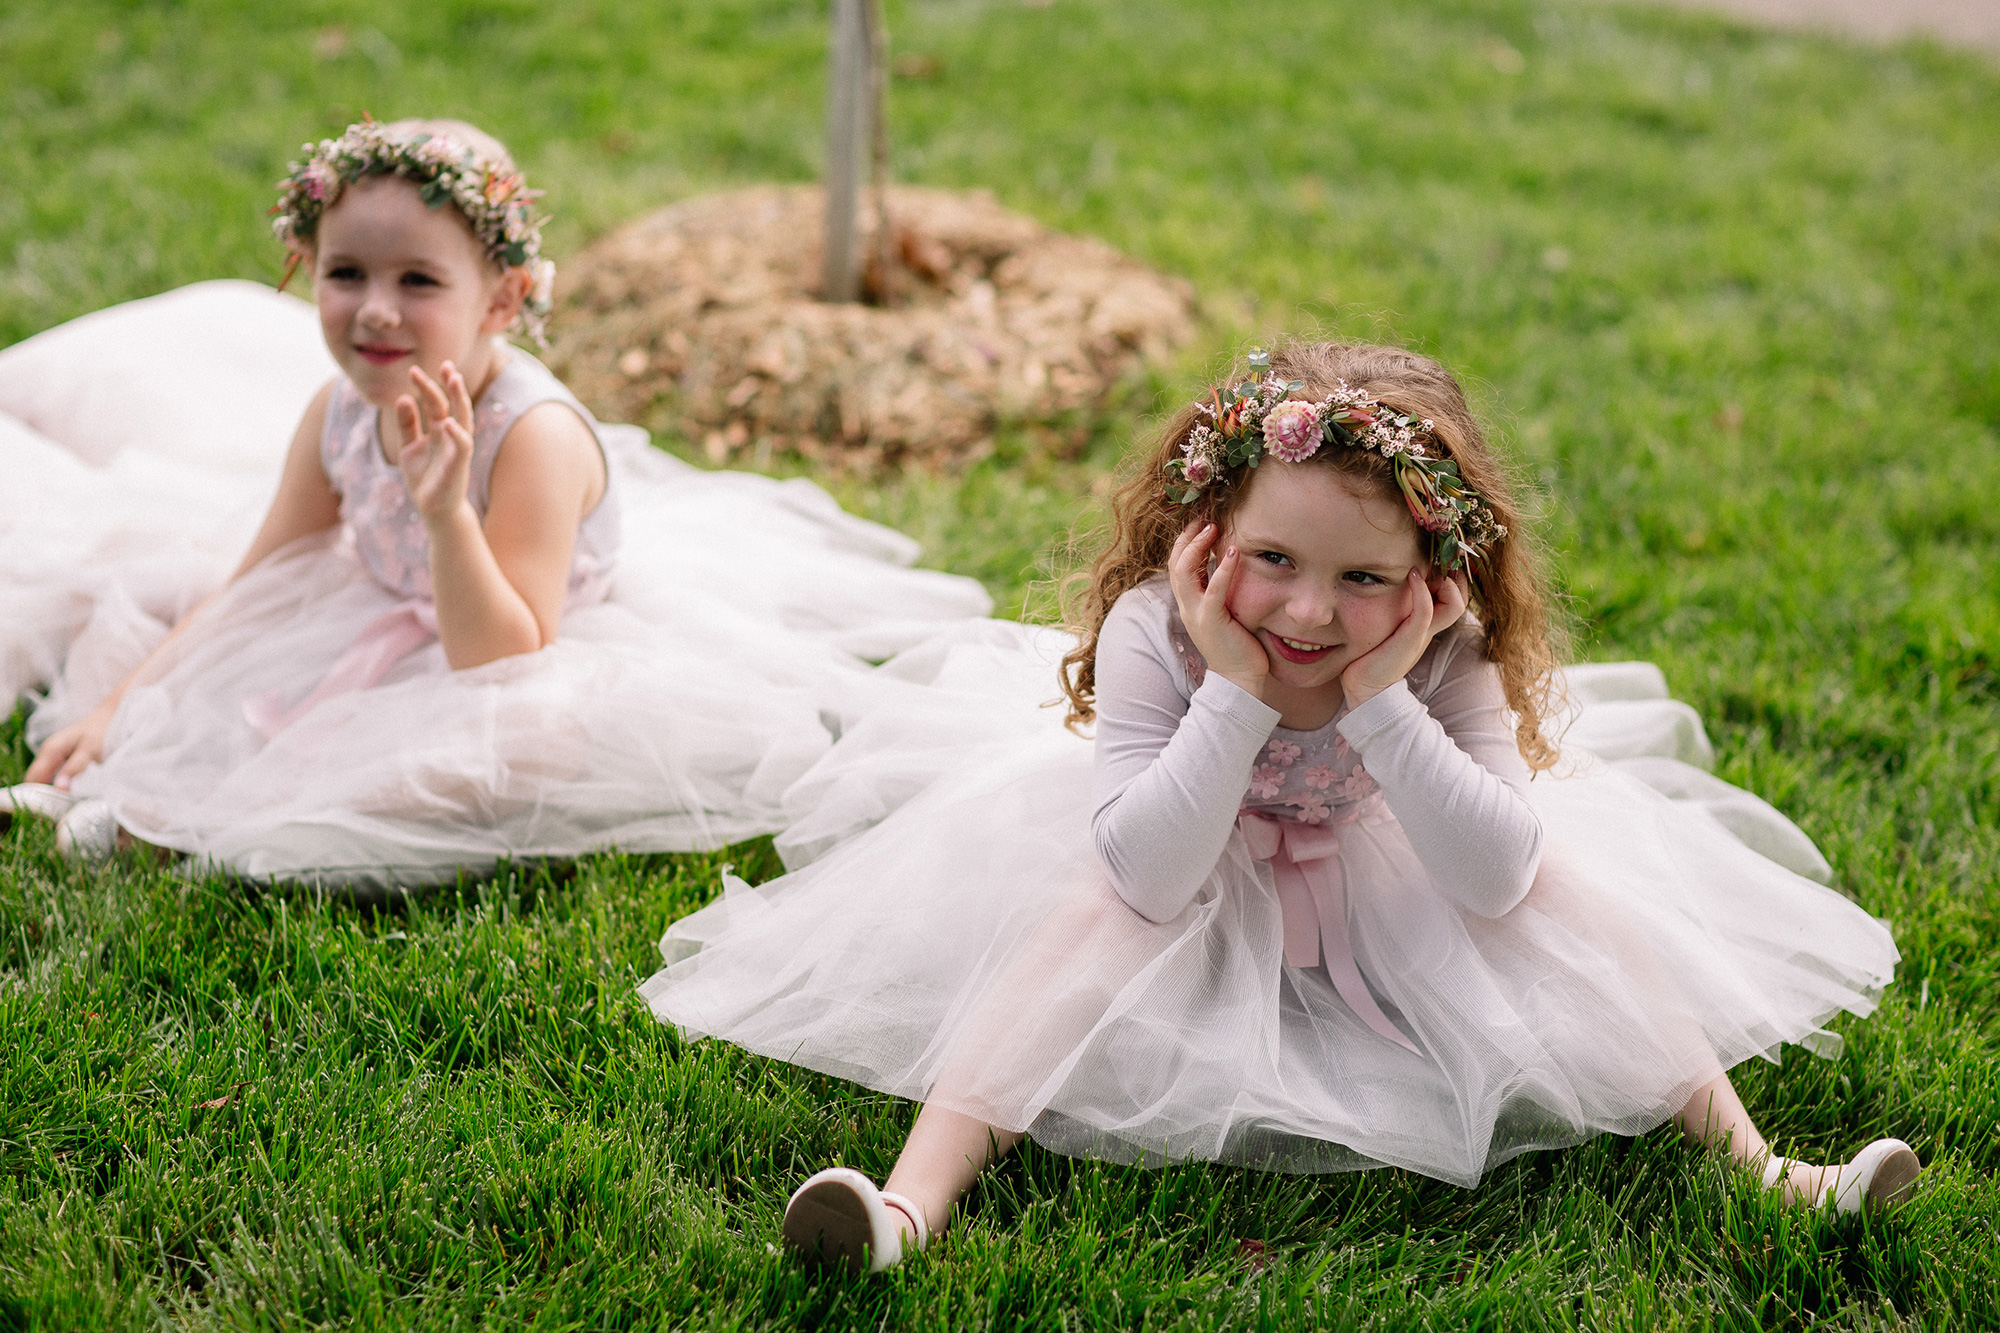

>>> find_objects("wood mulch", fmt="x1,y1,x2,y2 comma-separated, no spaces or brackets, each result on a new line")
548,185,1196,470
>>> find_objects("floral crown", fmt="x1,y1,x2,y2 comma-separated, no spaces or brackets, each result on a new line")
1164,351,1508,571
272,118,557,348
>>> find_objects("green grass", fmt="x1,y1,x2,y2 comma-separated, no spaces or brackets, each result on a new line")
4,0,1999,1326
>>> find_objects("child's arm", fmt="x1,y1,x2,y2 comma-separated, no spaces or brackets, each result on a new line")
25,383,343,787
1089,593,1281,923
396,364,605,668
1336,594,1543,917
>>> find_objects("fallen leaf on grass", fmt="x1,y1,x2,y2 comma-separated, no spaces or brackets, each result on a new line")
194,1082,252,1111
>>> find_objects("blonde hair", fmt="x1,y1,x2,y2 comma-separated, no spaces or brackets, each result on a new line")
1060,340,1568,771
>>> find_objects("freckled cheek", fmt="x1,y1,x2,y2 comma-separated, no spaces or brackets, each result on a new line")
1337,591,1403,655
1223,570,1285,631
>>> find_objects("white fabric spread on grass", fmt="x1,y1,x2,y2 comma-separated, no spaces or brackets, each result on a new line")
642,583,1894,1187
1,281,991,886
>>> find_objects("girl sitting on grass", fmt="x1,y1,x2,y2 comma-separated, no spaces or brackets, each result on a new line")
4,117,978,884
644,341,1918,1271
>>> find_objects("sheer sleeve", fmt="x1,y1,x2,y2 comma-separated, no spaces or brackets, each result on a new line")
1335,625,1543,917
1089,588,1280,922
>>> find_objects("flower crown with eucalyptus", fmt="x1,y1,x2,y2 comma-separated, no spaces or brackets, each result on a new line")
1164,351,1508,571
272,118,557,348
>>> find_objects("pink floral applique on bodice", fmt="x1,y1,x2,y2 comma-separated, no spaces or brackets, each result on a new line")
1241,721,1381,826
1166,605,1382,827
319,350,620,606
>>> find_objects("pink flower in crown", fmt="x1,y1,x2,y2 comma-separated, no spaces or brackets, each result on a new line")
1248,764,1286,800
1291,793,1332,824
1302,765,1334,791
1265,739,1301,766
1261,400,1322,463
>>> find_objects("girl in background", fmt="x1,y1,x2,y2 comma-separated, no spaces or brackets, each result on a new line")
5,118,985,886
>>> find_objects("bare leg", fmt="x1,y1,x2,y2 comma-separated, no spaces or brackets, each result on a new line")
882,1103,1023,1239
1676,1070,1837,1202
1675,1071,1767,1162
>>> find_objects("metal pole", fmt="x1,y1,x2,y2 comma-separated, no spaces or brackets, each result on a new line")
822,0,872,303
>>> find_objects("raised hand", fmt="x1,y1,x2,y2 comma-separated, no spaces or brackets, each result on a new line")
1340,567,1469,709
1167,520,1271,700
394,362,477,522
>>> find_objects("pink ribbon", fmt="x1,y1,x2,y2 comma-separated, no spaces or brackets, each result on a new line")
1238,810,1420,1054
243,602,437,740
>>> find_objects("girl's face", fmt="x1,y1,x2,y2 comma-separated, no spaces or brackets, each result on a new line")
1221,462,1427,700
310,175,519,407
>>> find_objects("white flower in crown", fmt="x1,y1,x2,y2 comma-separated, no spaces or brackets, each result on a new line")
417,135,464,166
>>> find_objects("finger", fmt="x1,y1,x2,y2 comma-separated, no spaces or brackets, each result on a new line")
56,744,94,787
1407,569,1435,631
409,365,450,434
1168,523,1213,597
1205,545,1239,613
1434,572,1470,625
395,394,423,451
25,739,66,785
442,361,475,432
442,418,474,470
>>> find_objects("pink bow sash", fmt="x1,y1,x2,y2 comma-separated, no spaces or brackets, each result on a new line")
243,602,437,740
1238,810,1420,1054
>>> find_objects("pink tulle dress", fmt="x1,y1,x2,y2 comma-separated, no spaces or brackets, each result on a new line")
642,580,1897,1187
23,347,990,889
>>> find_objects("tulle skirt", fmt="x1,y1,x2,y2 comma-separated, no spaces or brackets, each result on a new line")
641,622,1898,1187
9,419,990,887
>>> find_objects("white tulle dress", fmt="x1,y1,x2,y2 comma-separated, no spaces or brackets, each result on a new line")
641,580,1898,1187
1,282,990,887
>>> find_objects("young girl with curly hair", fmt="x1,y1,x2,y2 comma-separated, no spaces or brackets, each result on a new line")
643,341,1914,1271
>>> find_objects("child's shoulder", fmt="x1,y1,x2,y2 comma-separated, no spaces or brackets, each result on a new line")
483,350,592,423
1408,615,1493,698
1103,576,1177,645
1101,575,1203,693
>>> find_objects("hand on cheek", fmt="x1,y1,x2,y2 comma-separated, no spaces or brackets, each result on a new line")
1167,520,1273,700
1339,568,1468,709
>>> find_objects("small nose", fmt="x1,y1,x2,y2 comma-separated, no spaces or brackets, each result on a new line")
1289,580,1340,630
357,280,401,329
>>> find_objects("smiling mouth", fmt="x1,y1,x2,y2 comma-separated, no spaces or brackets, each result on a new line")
354,344,412,365
1268,633,1336,664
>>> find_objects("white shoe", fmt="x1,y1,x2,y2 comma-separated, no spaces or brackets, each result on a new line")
781,1167,930,1273
1762,1139,1921,1212
55,798,120,862
1,783,82,828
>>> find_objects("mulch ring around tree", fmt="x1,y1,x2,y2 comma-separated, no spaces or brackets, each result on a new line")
547,184,1197,470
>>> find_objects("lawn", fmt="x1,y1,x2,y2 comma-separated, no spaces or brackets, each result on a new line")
4,0,1999,1326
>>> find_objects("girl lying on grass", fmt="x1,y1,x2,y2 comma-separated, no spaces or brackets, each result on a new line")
644,341,1918,1271
3,117,981,885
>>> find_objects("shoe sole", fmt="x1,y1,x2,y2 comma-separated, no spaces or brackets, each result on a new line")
1865,1147,1921,1209
782,1178,874,1273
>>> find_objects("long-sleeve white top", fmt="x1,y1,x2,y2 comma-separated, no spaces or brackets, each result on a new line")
1089,579,1543,923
